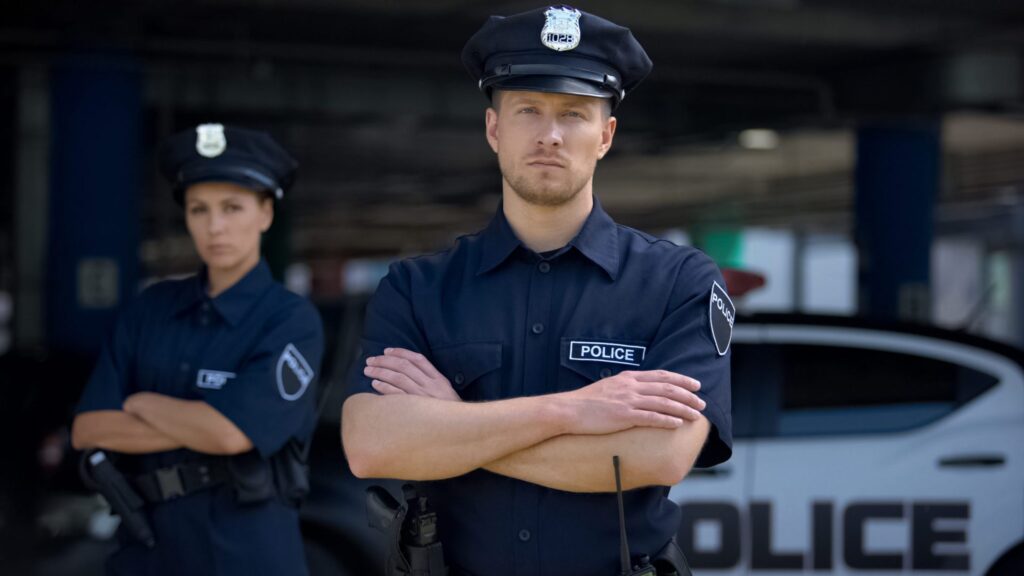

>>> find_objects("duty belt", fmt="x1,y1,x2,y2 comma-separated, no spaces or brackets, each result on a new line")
133,459,229,504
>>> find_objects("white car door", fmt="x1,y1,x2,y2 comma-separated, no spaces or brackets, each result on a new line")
746,325,1024,576
670,326,768,575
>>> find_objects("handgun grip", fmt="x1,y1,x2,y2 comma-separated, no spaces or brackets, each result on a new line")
367,485,406,533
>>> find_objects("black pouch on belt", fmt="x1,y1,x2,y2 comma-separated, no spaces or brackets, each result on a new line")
652,537,693,576
271,439,310,507
226,450,275,504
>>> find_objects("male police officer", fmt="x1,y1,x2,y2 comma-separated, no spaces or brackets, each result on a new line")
342,6,733,576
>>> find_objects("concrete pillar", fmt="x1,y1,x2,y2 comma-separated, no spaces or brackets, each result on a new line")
47,54,142,354
854,121,940,322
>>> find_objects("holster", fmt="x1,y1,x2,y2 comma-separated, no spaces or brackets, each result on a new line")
367,485,448,576
652,538,693,576
80,450,156,549
227,440,310,507
366,486,412,576
270,439,310,507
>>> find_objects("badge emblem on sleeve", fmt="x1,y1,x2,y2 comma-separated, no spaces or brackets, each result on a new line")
541,6,582,51
709,281,735,356
277,343,315,401
195,123,227,158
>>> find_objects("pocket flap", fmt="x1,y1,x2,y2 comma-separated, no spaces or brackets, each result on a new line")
430,342,503,391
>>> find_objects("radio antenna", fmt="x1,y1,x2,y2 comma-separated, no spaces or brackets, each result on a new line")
614,455,631,575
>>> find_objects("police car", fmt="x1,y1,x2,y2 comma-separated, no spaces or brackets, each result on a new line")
671,314,1024,576
299,308,1024,576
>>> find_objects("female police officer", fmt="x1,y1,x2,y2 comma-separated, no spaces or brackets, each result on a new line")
71,124,323,576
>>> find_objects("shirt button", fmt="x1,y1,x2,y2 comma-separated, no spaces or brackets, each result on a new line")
200,315,209,326
201,302,210,312
453,373,465,386
180,363,190,372
518,529,531,542
600,368,612,379
531,323,544,335
538,262,551,273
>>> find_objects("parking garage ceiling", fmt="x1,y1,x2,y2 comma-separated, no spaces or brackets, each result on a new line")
4,0,1024,267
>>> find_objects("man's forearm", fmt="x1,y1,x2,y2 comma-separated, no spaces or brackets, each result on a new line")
71,410,183,454
342,392,570,481
484,417,710,493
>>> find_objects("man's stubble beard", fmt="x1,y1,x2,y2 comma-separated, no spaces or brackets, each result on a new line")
499,154,595,207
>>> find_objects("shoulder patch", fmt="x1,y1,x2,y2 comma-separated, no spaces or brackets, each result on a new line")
276,343,314,401
708,281,735,356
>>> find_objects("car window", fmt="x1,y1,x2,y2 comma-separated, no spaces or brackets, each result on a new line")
730,342,775,439
772,344,999,436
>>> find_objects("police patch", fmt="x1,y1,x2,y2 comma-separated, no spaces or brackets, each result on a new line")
195,123,227,158
709,281,735,356
276,343,314,401
570,341,645,367
196,369,235,390
541,6,582,52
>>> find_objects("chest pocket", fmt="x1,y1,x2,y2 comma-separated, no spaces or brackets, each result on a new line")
430,342,503,401
558,337,647,392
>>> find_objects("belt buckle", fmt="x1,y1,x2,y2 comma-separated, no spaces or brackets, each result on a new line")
155,467,185,500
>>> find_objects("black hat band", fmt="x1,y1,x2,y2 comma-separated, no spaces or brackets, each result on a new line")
480,63,624,100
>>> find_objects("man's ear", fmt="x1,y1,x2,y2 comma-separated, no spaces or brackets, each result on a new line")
485,107,500,154
597,115,617,160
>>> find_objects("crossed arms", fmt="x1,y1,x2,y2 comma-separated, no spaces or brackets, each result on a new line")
71,393,253,455
342,348,710,493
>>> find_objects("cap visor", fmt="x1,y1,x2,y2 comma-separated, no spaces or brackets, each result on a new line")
489,76,615,100
174,164,279,204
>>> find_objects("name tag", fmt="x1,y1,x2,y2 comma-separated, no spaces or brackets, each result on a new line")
196,369,236,390
569,341,646,367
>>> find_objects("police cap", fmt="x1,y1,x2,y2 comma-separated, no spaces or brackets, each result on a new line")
158,124,298,205
462,5,652,108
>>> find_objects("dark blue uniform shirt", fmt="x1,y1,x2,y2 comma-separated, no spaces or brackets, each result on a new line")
349,199,732,576
76,260,323,576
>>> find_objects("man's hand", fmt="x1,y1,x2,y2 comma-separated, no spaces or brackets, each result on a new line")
555,370,705,435
366,349,704,434
364,348,462,401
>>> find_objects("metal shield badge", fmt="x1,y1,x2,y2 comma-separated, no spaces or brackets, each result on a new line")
195,123,227,158
541,6,582,52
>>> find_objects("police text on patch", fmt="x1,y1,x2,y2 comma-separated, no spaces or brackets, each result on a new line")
569,341,646,367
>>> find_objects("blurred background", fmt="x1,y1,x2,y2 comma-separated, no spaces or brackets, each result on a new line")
1,1,1023,575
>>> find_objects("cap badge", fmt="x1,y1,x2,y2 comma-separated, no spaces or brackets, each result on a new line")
541,6,582,52
195,123,227,158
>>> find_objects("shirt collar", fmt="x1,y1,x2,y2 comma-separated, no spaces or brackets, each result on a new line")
172,259,275,326
569,196,620,280
476,204,522,276
476,196,620,280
